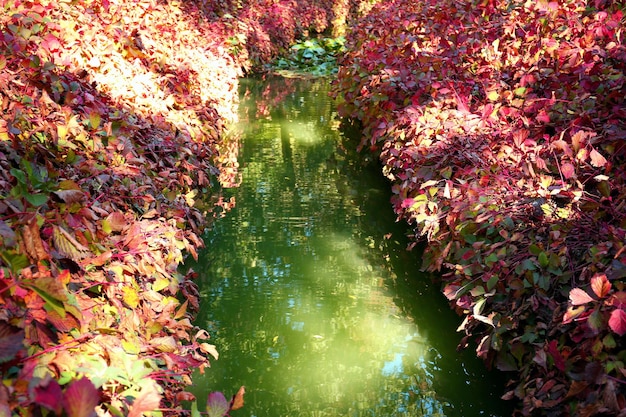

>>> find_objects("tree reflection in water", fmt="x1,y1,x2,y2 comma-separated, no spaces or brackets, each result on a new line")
187,76,511,417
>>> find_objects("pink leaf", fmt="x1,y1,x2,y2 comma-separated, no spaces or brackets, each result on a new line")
536,109,550,124
127,381,162,417
561,162,575,179
206,392,229,417
608,309,626,336
589,148,607,167
569,288,594,305
400,198,415,209
590,273,611,298
62,378,99,417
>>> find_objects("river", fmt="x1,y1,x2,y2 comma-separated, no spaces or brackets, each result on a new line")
187,76,512,417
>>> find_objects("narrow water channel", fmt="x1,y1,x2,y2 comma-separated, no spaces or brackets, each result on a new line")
188,76,512,416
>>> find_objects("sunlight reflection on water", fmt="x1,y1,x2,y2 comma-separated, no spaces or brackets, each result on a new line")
187,76,511,417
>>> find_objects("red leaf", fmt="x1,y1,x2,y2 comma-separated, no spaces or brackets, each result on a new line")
589,148,607,167
608,309,626,336
590,273,611,298
230,386,245,411
569,288,594,305
34,379,63,414
546,340,566,372
561,162,575,179
536,109,550,124
128,381,162,417
608,291,626,309
0,322,24,363
206,392,229,417
62,378,100,417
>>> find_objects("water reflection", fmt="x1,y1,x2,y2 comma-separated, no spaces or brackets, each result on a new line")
188,76,511,416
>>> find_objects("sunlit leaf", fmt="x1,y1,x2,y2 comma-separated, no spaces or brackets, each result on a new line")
199,343,219,360
149,336,178,353
230,386,245,411
127,381,162,417
122,286,140,308
569,288,594,305
590,273,611,298
589,148,607,167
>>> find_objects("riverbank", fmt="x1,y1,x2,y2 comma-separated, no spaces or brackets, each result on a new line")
0,0,342,414
331,0,626,415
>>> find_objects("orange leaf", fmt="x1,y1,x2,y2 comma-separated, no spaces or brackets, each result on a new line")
230,386,245,411
590,273,611,298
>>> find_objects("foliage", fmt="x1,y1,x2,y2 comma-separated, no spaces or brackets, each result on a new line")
0,0,247,415
271,37,346,77
332,0,626,415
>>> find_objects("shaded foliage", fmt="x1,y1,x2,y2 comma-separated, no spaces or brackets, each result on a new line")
332,0,626,415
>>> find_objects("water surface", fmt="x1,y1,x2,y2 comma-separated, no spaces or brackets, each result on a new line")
189,76,511,416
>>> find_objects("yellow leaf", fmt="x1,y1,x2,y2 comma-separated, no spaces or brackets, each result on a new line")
487,90,499,101
122,286,139,308
152,276,170,292
122,339,141,354
57,124,68,141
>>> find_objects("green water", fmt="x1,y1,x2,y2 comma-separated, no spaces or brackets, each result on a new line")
188,76,512,416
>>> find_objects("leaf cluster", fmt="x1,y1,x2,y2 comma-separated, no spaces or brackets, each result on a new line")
332,0,626,415
0,0,248,415
271,36,346,77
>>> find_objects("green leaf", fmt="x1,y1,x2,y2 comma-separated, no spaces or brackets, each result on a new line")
538,251,549,268
486,274,499,291
10,168,27,184
191,401,201,417
24,192,48,207
88,112,101,129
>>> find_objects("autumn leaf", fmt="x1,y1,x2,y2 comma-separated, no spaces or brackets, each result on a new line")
122,286,140,309
608,309,626,336
103,211,127,233
590,273,611,298
0,322,24,363
561,162,575,179
589,148,607,167
52,189,86,204
62,378,99,417
33,379,63,414
569,288,595,305
206,392,229,417
20,218,49,262
53,225,89,261
199,342,219,360
230,386,245,411
149,336,178,353
127,380,162,417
